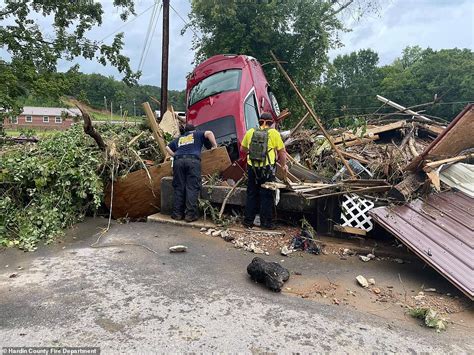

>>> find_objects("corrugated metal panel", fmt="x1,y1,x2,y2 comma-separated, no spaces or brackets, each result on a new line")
370,191,474,300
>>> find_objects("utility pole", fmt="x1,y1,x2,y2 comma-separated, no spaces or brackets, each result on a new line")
104,96,107,111
110,101,113,122
133,99,136,118
160,0,169,118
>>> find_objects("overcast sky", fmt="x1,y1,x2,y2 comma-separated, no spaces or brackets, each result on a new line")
59,0,474,90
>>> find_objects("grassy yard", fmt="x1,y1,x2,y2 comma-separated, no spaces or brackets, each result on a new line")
4,129,59,138
90,111,142,122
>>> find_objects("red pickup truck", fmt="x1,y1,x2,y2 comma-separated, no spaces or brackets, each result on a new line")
186,54,280,162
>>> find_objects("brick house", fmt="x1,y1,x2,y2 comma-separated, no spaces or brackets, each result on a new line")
3,106,82,130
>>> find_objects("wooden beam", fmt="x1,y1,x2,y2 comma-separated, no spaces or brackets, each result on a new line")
270,51,356,178
424,152,474,170
333,121,405,144
376,95,431,122
290,112,310,136
335,135,379,147
334,225,367,236
142,101,167,159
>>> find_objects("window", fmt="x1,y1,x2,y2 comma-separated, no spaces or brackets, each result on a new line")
43,116,49,123
10,117,18,124
268,89,280,116
55,116,62,124
196,116,239,161
188,69,242,107
244,91,259,130
25,116,32,123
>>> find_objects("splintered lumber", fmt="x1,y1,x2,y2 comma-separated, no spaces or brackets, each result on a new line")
142,102,167,158
334,225,367,236
339,151,370,165
336,135,379,147
303,185,390,200
270,51,356,178
74,101,106,151
333,121,406,144
105,146,231,218
290,112,310,137
261,182,288,190
424,153,474,170
418,123,444,137
376,95,431,122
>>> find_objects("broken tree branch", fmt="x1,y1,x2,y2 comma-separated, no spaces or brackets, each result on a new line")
75,101,106,151
218,176,245,219
376,95,432,122
270,51,356,178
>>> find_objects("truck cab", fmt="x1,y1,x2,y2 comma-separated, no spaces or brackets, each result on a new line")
186,54,280,162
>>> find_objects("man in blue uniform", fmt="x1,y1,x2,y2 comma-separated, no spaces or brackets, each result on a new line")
166,124,217,222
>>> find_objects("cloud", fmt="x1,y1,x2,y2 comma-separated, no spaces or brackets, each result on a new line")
4,0,473,90
329,0,474,65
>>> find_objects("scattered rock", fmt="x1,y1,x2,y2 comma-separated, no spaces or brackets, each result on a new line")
294,271,302,276
200,227,207,232
280,245,292,256
367,253,376,260
368,278,376,285
373,287,381,294
356,275,369,288
17,266,23,270
343,248,354,256
169,245,187,253
394,258,404,264
247,257,290,292
253,247,265,254
264,252,270,256
333,298,340,305
424,288,437,292
234,241,244,249
9,273,18,278
211,230,222,237
414,291,425,301
359,255,371,262
205,229,215,235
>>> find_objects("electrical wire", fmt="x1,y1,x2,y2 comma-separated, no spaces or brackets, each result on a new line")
99,3,156,43
169,1,201,40
137,1,160,72
141,3,162,71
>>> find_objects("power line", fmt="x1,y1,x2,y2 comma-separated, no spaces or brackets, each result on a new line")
142,3,162,71
138,1,160,72
99,3,156,43
169,1,201,40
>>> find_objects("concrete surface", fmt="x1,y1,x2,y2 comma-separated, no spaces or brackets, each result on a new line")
0,218,473,353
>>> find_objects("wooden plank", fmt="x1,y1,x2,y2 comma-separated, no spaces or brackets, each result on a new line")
142,102,167,158
333,121,406,144
105,147,231,218
335,135,379,147
334,225,367,236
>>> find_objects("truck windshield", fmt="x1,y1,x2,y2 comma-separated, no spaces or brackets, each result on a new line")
188,69,242,107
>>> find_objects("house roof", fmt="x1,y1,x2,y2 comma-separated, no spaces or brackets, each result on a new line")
370,191,474,300
20,106,82,117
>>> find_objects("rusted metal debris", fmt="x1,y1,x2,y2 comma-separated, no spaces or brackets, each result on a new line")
370,191,473,300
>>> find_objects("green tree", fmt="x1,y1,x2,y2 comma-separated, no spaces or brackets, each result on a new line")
187,0,375,125
0,0,140,123
323,48,382,123
380,47,474,120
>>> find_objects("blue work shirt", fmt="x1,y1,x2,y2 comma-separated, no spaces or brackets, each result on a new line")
168,130,206,158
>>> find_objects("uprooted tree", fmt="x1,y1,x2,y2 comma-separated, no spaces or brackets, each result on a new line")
0,0,140,132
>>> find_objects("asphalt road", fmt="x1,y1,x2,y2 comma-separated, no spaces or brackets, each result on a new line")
0,218,472,353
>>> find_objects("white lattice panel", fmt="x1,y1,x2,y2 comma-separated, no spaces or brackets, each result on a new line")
340,194,374,231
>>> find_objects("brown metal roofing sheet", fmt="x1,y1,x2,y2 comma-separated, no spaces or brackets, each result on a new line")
370,191,474,300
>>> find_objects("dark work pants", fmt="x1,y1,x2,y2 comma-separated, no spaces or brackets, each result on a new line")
244,166,275,227
172,157,201,218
